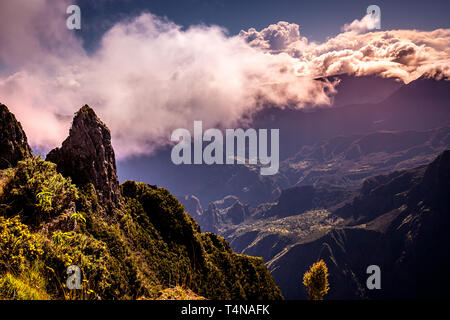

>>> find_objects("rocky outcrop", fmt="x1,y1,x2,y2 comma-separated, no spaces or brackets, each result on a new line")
179,194,219,233
200,203,221,233
225,200,248,225
181,194,203,220
46,105,119,212
180,194,250,232
214,195,240,210
0,103,32,169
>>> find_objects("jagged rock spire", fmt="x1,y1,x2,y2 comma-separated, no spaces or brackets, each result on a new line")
46,105,120,212
0,103,32,169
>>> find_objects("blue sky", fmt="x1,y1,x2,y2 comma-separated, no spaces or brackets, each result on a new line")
76,0,450,50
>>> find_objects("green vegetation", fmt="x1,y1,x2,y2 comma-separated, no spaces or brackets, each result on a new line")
0,157,282,300
0,271,49,300
302,259,330,300
0,216,44,273
0,156,78,225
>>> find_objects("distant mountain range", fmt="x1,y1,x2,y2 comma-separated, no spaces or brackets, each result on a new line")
173,74,450,299
253,75,450,159
123,74,450,208
267,150,450,299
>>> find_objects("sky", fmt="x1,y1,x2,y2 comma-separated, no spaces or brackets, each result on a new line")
75,0,450,50
0,0,449,185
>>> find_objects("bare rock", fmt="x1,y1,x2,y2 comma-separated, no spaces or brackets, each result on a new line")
46,105,120,212
0,103,32,169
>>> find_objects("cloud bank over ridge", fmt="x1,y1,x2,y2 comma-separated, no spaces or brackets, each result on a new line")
240,17,450,83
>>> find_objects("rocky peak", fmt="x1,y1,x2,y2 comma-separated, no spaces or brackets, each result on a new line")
46,105,120,212
201,203,220,233
415,149,450,211
0,103,32,169
181,194,203,220
225,200,248,224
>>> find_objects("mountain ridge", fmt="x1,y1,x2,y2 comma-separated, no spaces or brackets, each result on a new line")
239,150,450,299
0,103,282,300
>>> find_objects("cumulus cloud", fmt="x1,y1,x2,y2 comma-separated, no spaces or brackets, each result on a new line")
341,13,378,34
239,21,308,53
0,4,448,159
240,21,450,83
0,1,332,157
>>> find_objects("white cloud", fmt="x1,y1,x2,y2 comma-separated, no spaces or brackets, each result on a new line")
0,4,332,158
239,21,307,53
341,13,378,34
240,21,450,83
0,5,448,159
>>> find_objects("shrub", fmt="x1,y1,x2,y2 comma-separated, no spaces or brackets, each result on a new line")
302,259,330,300
0,216,43,273
0,157,78,225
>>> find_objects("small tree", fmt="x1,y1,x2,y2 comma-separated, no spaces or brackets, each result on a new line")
302,259,329,300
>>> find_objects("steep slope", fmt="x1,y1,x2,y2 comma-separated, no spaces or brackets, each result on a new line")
0,103,32,169
0,105,282,300
267,150,450,299
317,74,403,107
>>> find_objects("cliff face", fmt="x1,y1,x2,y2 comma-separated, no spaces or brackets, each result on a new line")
0,103,32,169
46,105,120,212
